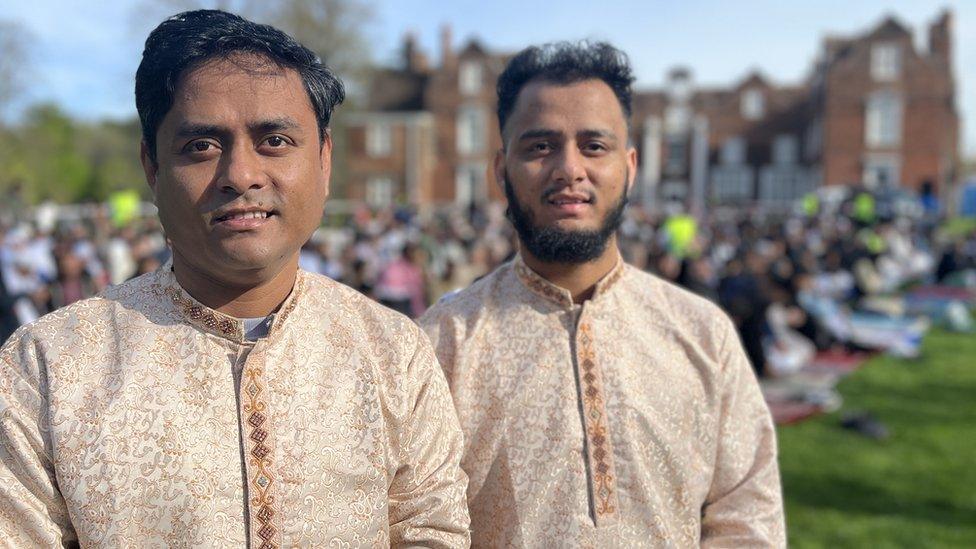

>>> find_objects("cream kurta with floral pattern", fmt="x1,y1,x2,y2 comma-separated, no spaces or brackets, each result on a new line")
420,255,784,548
0,264,469,548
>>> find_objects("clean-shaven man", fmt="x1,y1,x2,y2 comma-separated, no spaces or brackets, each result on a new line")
0,10,469,547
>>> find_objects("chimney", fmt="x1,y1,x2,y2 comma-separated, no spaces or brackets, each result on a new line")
402,32,428,72
928,9,952,62
440,24,456,69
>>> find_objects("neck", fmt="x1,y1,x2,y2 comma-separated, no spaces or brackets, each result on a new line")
521,237,620,304
172,251,298,318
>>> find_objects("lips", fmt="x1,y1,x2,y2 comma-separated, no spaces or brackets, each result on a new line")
548,196,591,206
215,210,271,222
545,191,593,218
211,206,277,230
545,190,593,206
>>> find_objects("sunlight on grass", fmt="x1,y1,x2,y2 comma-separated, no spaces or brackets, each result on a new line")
778,330,976,547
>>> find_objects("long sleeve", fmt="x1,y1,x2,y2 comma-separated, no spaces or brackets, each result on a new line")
0,328,77,548
701,319,786,548
387,324,470,548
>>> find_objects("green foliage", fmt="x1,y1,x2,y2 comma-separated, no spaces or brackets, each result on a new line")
780,330,976,547
0,105,145,205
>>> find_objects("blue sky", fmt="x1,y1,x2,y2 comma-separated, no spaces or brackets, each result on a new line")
6,0,974,154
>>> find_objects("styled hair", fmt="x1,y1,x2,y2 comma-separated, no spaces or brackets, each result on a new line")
496,41,635,134
135,9,345,161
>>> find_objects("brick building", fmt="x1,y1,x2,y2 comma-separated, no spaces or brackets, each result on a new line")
345,11,957,210
344,28,508,208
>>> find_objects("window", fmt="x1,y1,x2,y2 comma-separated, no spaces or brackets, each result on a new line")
871,43,901,81
759,167,812,203
710,167,755,203
741,89,764,120
865,91,902,148
366,177,394,207
720,137,746,165
863,155,900,189
772,135,797,165
456,106,487,155
459,61,482,95
455,164,485,206
366,122,391,157
664,136,687,176
804,119,822,161
664,104,690,134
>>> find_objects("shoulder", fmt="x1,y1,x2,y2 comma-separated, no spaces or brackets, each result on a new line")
1,273,164,387
418,262,513,335
302,271,414,327
619,264,738,350
300,271,425,356
9,273,160,347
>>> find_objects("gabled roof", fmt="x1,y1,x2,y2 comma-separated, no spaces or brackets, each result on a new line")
868,15,912,40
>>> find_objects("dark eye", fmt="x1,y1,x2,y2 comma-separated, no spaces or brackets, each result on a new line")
191,141,212,152
532,142,552,152
265,135,286,147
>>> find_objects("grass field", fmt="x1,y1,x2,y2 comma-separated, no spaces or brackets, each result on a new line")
778,330,976,547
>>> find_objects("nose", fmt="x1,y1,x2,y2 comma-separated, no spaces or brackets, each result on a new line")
219,145,267,194
551,145,587,185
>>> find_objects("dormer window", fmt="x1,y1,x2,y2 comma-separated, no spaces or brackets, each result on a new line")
459,61,482,95
871,43,901,81
741,89,764,120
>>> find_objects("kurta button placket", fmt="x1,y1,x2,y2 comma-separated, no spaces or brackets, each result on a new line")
239,348,281,549
575,315,619,526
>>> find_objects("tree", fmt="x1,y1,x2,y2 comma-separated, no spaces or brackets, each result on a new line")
0,20,33,122
133,0,374,92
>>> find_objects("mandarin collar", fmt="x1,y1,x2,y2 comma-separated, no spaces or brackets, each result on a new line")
513,253,626,309
159,260,305,343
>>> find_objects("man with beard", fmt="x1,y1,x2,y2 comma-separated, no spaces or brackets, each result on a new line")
419,42,784,547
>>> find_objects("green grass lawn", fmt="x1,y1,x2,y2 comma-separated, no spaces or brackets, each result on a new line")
779,330,976,547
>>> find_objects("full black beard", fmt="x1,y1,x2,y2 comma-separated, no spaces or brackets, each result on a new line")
504,177,628,264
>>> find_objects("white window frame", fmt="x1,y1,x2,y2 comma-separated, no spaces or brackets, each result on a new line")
459,61,483,95
455,164,486,206
871,43,901,82
366,122,392,157
366,176,395,207
456,106,486,155
865,91,902,148
741,89,764,120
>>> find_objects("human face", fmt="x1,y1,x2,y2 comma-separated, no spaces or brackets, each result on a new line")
494,79,636,260
141,56,330,286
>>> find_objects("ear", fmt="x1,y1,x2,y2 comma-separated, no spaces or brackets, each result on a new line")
625,145,638,195
140,141,159,199
319,130,333,201
492,147,506,195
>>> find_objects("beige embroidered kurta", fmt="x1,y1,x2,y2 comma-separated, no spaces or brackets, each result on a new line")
419,255,785,547
0,265,470,548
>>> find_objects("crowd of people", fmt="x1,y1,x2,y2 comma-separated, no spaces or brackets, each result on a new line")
2,190,975,378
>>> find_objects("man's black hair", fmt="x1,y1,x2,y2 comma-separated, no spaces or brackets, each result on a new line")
135,9,345,162
496,41,635,136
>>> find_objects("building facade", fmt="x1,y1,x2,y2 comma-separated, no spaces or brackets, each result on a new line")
344,28,507,209
345,11,957,210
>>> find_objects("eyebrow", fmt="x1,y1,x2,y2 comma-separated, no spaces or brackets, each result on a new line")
516,128,619,143
174,123,225,139
248,116,301,134
174,117,301,139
